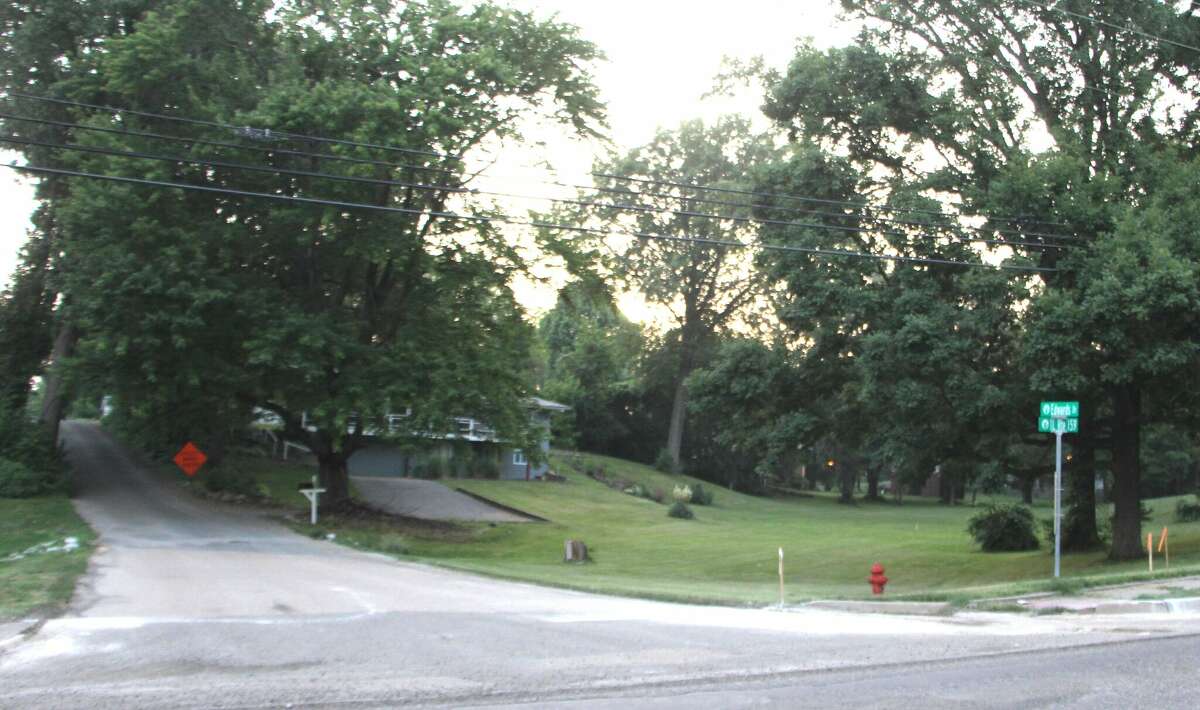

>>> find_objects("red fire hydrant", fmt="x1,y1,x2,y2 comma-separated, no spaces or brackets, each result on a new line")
868,563,888,595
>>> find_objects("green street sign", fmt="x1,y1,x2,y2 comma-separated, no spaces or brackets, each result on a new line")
1038,416,1079,434
1040,401,1079,418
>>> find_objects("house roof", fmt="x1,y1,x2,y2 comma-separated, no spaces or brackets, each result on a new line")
528,397,571,412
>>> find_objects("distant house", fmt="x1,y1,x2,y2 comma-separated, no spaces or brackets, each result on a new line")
345,397,569,481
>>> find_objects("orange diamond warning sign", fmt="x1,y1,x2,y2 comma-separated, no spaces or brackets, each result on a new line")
173,442,207,477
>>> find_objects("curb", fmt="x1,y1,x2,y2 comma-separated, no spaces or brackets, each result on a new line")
452,488,548,522
1009,596,1200,615
1090,596,1200,615
0,619,39,653
796,600,953,616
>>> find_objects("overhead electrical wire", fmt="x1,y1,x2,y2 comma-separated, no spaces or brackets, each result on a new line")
0,111,1083,247
592,170,1081,240
5,91,1073,231
0,162,1056,273
1017,0,1200,54
0,132,1082,253
6,91,447,160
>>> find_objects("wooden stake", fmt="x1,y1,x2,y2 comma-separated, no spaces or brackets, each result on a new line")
1147,532,1154,573
778,547,785,608
1158,527,1169,569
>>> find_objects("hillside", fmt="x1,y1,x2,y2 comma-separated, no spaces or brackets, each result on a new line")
414,452,1200,603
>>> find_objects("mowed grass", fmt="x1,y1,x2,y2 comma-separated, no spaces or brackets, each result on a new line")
0,497,94,619
230,450,1200,605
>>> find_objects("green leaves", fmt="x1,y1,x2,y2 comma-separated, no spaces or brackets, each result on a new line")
9,0,606,482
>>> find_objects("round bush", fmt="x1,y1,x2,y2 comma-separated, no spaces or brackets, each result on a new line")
967,503,1040,552
1177,496,1200,523
653,449,677,474
667,501,694,519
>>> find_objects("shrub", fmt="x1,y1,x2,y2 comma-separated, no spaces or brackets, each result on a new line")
0,456,65,498
1177,496,1200,522
667,501,694,519
672,484,692,503
690,483,714,506
202,466,261,498
0,408,65,481
650,487,666,504
413,454,451,479
967,503,1039,551
0,409,68,497
653,448,677,474
472,455,500,480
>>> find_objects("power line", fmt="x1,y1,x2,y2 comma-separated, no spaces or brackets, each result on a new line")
5,91,1073,231
0,110,1083,245
0,162,1056,273
0,132,1082,253
1018,0,1200,54
593,171,1080,241
7,91,448,161
0,110,450,176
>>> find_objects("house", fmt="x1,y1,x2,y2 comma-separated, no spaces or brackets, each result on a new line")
345,397,569,481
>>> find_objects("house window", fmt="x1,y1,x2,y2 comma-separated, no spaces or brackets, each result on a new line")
512,450,527,466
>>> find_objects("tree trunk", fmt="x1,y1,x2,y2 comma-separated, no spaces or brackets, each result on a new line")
838,463,855,504
1062,436,1101,551
866,468,880,500
939,472,953,505
39,321,78,444
1108,385,1143,560
665,376,688,469
1020,475,1034,505
0,232,54,411
317,451,352,509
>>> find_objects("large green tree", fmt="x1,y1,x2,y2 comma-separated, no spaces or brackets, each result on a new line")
751,142,1033,504
581,116,773,468
538,277,645,455
14,0,606,504
762,0,1200,558
0,0,164,430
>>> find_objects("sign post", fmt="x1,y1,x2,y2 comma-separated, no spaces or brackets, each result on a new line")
299,475,326,525
778,547,785,608
1039,402,1079,578
1053,421,1064,578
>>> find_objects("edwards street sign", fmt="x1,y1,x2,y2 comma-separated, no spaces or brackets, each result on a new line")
1037,401,1080,434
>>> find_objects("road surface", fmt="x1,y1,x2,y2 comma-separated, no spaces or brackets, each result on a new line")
1,421,1197,708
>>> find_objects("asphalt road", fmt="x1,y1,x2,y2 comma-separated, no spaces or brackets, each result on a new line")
1,421,1198,709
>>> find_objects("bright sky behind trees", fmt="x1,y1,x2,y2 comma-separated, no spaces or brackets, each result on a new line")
0,0,855,303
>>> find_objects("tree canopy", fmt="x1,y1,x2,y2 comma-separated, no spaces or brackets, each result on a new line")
1,0,606,503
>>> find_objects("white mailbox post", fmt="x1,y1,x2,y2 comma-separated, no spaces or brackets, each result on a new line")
299,475,326,525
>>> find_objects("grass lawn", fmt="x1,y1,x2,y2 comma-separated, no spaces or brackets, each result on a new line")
221,450,1200,605
0,497,94,620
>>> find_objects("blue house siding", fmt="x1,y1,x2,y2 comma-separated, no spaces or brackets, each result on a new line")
499,437,554,480
348,440,550,480
348,445,411,477
337,398,568,482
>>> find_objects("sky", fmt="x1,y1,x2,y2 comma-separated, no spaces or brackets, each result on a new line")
0,0,857,317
